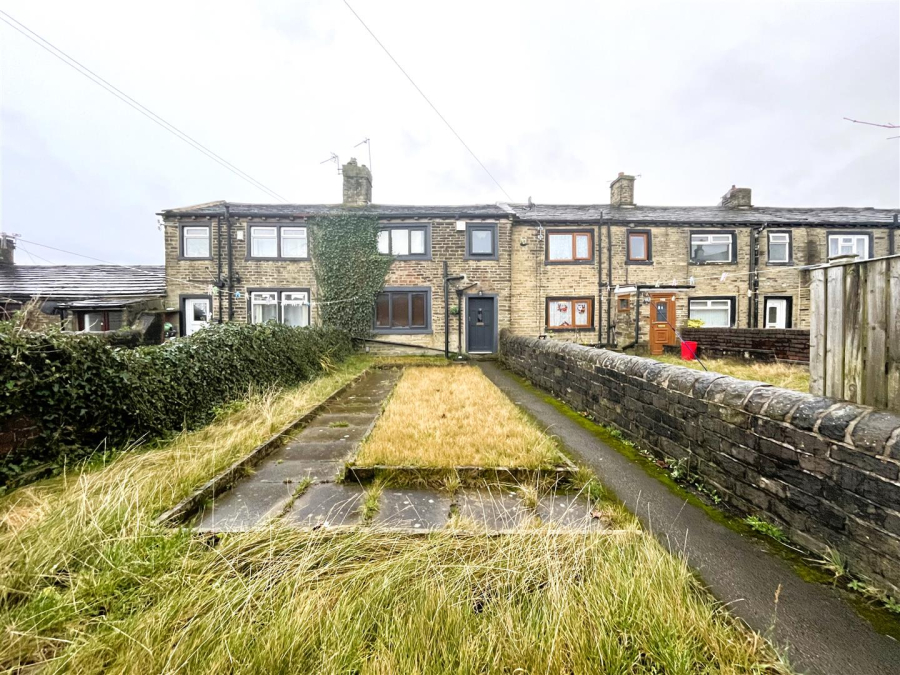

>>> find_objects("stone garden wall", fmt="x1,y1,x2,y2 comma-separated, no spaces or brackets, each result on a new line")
681,327,810,362
501,332,900,595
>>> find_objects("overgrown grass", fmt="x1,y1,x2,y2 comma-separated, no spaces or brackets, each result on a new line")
357,366,565,468
29,525,788,674
648,353,810,392
0,356,791,673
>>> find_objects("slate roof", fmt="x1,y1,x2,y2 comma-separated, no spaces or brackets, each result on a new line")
0,265,166,299
502,203,898,225
160,201,509,219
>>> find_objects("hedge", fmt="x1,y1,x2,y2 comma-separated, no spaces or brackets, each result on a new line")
0,322,352,486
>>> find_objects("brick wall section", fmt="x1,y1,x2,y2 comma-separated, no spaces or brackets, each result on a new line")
501,333,900,596
681,327,810,362
0,416,39,458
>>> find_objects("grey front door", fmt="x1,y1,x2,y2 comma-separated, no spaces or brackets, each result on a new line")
466,297,496,353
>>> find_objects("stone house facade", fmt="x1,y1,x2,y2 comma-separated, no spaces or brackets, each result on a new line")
160,161,898,355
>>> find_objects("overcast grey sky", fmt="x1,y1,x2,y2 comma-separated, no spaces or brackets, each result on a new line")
1,0,897,265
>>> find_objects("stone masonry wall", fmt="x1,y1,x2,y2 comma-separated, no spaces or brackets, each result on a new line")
681,327,810,362
501,332,900,596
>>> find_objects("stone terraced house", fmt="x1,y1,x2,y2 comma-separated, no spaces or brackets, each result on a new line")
160,160,899,356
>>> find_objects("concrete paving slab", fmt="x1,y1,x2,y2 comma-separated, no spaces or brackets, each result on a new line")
323,402,384,415
195,481,295,531
371,489,451,531
251,459,341,484
457,487,531,531
276,441,351,462
312,412,380,427
299,424,371,443
285,482,364,528
536,493,604,530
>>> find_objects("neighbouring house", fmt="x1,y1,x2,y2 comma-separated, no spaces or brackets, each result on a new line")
159,161,899,355
0,234,167,340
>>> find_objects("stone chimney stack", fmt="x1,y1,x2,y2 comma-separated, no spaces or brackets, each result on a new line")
720,185,752,209
342,158,372,206
0,235,14,265
610,172,635,207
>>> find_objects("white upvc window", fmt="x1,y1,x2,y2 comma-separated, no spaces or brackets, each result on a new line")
281,227,308,259
768,232,791,263
282,291,310,327
251,291,278,324
182,226,210,258
250,226,278,258
690,233,734,263
828,234,870,260
689,298,732,327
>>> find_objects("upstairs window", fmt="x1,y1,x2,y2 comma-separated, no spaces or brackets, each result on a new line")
688,298,733,327
690,232,735,264
248,225,308,259
828,233,870,260
546,231,592,263
250,227,278,258
249,289,310,327
767,231,791,264
378,225,429,258
466,223,499,260
627,231,651,263
182,226,210,258
374,288,430,333
546,297,593,330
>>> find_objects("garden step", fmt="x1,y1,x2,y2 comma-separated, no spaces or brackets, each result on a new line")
536,493,605,530
456,487,533,531
275,441,353,462
195,480,296,532
284,482,365,528
371,488,452,531
251,458,342,484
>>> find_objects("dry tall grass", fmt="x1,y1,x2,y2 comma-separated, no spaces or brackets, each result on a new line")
650,354,810,392
357,366,564,468
43,525,789,674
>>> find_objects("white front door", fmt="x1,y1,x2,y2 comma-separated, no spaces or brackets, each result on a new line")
184,298,210,335
764,298,788,329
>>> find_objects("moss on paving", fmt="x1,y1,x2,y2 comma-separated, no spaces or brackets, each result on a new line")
503,368,900,640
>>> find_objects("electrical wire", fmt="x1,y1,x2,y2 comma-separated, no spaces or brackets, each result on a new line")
342,0,513,202
0,10,289,203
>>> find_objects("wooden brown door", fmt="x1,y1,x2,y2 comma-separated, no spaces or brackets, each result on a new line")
649,295,676,355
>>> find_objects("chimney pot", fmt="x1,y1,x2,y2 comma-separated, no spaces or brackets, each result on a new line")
342,157,372,206
0,235,14,266
721,185,752,209
610,172,635,207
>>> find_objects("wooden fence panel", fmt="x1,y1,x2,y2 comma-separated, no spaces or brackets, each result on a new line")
810,255,900,412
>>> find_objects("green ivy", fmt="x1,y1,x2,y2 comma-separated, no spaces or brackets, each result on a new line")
0,322,351,487
310,213,393,338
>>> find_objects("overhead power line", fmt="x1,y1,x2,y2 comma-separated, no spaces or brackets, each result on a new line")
342,0,513,202
0,10,289,203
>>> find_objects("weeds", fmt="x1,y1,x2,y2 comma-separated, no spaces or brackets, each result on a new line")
360,480,384,521
744,516,789,544
328,421,350,428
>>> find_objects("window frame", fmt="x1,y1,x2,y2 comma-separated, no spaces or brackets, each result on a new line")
545,297,594,331
246,223,309,261
373,287,432,334
245,288,312,327
689,230,737,265
763,295,793,329
688,296,736,328
77,310,110,332
827,231,873,260
766,230,793,265
626,229,653,265
377,223,432,260
465,222,499,261
180,224,212,260
544,229,594,265
618,297,631,313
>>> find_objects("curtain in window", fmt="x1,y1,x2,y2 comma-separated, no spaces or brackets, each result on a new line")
549,300,573,327
282,292,309,327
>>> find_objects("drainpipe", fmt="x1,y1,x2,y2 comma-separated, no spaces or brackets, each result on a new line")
225,204,234,321
633,286,641,345
749,225,762,328
597,216,604,344
606,218,613,345
442,261,464,359
216,216,223,323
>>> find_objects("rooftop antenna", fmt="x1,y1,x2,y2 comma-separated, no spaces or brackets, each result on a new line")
354,137,372,170
320,153,341,174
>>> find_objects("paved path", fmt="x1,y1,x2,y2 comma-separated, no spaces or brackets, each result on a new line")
479,361,900,675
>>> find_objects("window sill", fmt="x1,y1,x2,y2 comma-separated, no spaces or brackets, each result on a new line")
245,257,311,262
625,259,654,266
688,260,737,266
373,329,433,335
178,256,213,261
464,256,499,262
545,326,594,332
765,261,794,266
387,255,433,261
544,260,594,266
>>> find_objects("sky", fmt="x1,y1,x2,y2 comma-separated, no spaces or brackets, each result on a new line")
0,0,898,265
